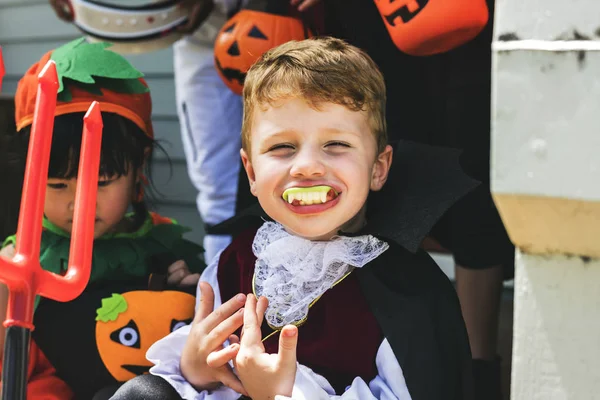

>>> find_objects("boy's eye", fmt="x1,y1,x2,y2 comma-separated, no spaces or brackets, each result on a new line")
269,143,295,152
98,180,113,187
47,183,67,189
325,141,350,148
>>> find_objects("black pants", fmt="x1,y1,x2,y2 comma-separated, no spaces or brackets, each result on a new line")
95,375,183,400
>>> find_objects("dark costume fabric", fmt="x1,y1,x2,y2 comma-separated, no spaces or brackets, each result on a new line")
3,213,204,400
0,340,74,400
322,0,515,274
105,373,183,400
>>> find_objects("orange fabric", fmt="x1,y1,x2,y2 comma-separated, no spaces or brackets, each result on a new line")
15,50,153,138
0,340,74,400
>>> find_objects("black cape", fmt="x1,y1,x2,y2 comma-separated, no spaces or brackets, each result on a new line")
357,239,473,400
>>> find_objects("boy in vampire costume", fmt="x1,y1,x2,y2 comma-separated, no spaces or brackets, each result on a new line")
112,37,479,400
322,1,513,397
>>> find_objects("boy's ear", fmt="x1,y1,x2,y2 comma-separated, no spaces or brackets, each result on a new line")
370,145,393,192
240,149,258,197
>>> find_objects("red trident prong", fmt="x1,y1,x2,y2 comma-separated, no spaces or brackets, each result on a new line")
0,60,101,330
37,101,102,302
0,46,5,93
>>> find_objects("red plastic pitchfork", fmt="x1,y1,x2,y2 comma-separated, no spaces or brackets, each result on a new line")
0,46,5,92
0,57,102,400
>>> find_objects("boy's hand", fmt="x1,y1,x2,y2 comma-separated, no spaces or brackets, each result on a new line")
290,0,321,12
180,282,248,395
235,295,299,400
167,260,200,287
48,0,74,22
0,245,15,260
177,0,215,34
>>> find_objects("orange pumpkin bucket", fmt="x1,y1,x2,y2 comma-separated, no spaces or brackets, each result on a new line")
214,0,312,95
95,290,195,382
374,0,489,56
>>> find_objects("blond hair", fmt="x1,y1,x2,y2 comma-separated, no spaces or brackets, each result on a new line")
242,37,387,154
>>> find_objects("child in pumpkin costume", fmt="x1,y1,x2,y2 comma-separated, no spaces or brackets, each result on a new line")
0,38,205,399
47,0,248,264
113,37,477,400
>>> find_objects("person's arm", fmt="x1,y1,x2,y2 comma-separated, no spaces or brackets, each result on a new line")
274,338,412,400
177,0,215,34
0,244,16,359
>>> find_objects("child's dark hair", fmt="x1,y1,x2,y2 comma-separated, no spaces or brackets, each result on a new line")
10,111,158,231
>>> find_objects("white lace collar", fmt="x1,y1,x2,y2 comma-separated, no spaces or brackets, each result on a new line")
252,222,389,329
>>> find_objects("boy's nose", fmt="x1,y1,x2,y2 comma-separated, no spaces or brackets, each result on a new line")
290,150,326,178
66,185,90,212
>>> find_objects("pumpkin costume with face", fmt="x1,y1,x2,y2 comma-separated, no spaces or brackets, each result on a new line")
95,290,195,382
32,271,197,399
1,38,205,399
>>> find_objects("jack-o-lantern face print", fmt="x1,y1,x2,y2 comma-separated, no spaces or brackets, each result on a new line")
95,290,195,381
214,9,312,95
373,0,488,56
378,0,429,26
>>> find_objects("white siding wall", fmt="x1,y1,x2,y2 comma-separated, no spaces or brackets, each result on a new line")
0,0,204,244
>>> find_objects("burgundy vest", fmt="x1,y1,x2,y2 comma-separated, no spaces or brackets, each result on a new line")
217,227,383,394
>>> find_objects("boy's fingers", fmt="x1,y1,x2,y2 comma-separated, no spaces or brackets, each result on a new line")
194,282,215,323
256,296,268,327
205,308,244,349
49,0,74,21
179,273,201,287
297,0,320,12
240,295,262,347
168,260,187,274
229,334,240,345
177,0,214,34
202,293,246,331
166,268,186,285
219,369,249,397
206,343,239,368
278,325,298,365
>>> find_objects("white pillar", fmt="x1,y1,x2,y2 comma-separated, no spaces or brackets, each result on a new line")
511,253,600,399
491,1,600,398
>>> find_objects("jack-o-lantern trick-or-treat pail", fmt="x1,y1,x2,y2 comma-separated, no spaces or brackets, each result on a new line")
374,0,489,56
213,0,313,95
